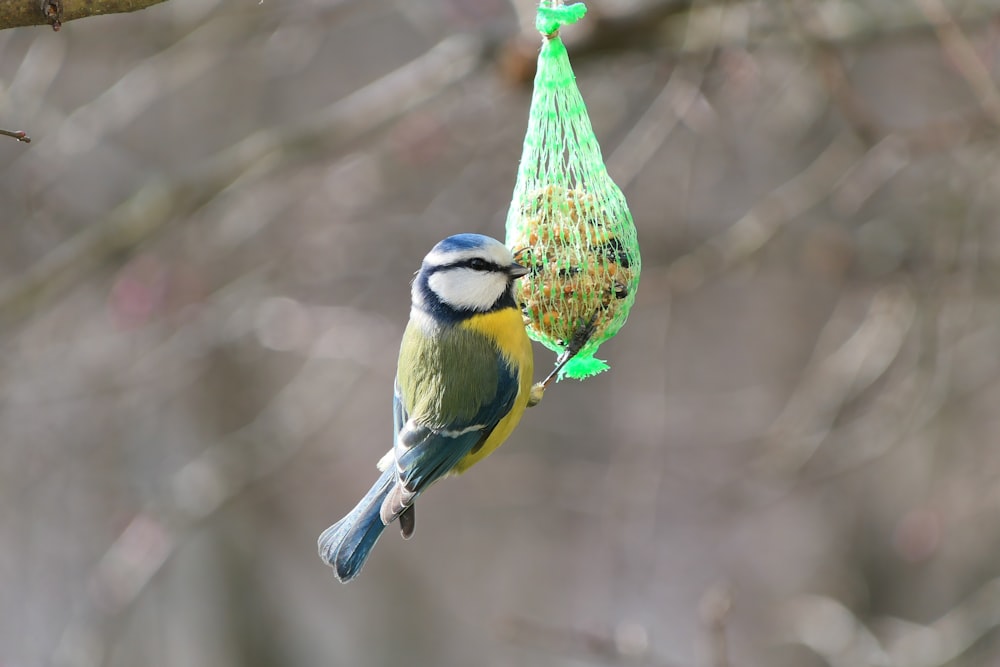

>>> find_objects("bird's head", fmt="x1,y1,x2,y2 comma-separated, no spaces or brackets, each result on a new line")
412,234,529,323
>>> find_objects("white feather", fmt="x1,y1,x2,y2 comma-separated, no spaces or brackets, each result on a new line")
427,267,508,311
376,449,394,472
408,305,440,332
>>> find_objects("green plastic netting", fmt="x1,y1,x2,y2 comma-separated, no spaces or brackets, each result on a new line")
505,1,641,380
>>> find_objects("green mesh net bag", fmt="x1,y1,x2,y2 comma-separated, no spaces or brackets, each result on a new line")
505,1,641,380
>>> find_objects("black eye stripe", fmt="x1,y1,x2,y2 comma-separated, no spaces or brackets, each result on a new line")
436,258,503,272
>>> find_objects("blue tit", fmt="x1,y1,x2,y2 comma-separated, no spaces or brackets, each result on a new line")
318,233,534,582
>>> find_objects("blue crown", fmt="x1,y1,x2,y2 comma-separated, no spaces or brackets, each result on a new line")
433,233,492,253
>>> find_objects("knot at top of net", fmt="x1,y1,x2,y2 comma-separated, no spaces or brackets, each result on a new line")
536,2,587,38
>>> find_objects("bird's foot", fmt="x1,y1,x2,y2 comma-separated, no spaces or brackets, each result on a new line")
528,382,546,407
530,312,600,404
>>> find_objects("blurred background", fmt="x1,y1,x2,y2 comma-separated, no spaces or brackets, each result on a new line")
3,0,1000,665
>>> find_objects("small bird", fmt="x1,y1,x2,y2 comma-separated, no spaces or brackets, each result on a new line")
318,233,535,582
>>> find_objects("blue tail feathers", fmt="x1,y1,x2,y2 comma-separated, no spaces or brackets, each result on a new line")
318,468,395,582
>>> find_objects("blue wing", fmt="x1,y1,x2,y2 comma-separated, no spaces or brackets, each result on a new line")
319,329,521,580
392,378,407,438
380,353,519,523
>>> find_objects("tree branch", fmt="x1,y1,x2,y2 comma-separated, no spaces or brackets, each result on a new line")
0,127,30,142
0,0,167,31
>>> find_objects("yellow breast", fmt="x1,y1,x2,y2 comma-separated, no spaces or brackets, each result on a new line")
451,306,533,474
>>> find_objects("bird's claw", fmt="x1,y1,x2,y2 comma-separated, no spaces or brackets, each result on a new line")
527,382,546,407
532,312,600,398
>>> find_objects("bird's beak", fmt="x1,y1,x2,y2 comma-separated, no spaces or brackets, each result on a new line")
509,262,529,278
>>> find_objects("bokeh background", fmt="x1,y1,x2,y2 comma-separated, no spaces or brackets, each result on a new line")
4,0,1000,665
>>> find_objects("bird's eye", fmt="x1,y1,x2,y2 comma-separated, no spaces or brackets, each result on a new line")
468,258,489,271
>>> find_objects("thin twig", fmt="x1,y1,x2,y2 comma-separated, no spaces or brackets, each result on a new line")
783,578,1000,667
606,0,724,190
0,128,30,142
754,283,916,477
664,132,865,293
885,577,1000,667
784,0,883,146
779,595,891,667
45,247,408,667
0,33,484,326
51,357,370,667
915,0,1000,127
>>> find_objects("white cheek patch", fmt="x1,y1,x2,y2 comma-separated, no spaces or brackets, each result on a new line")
428,268,507,311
